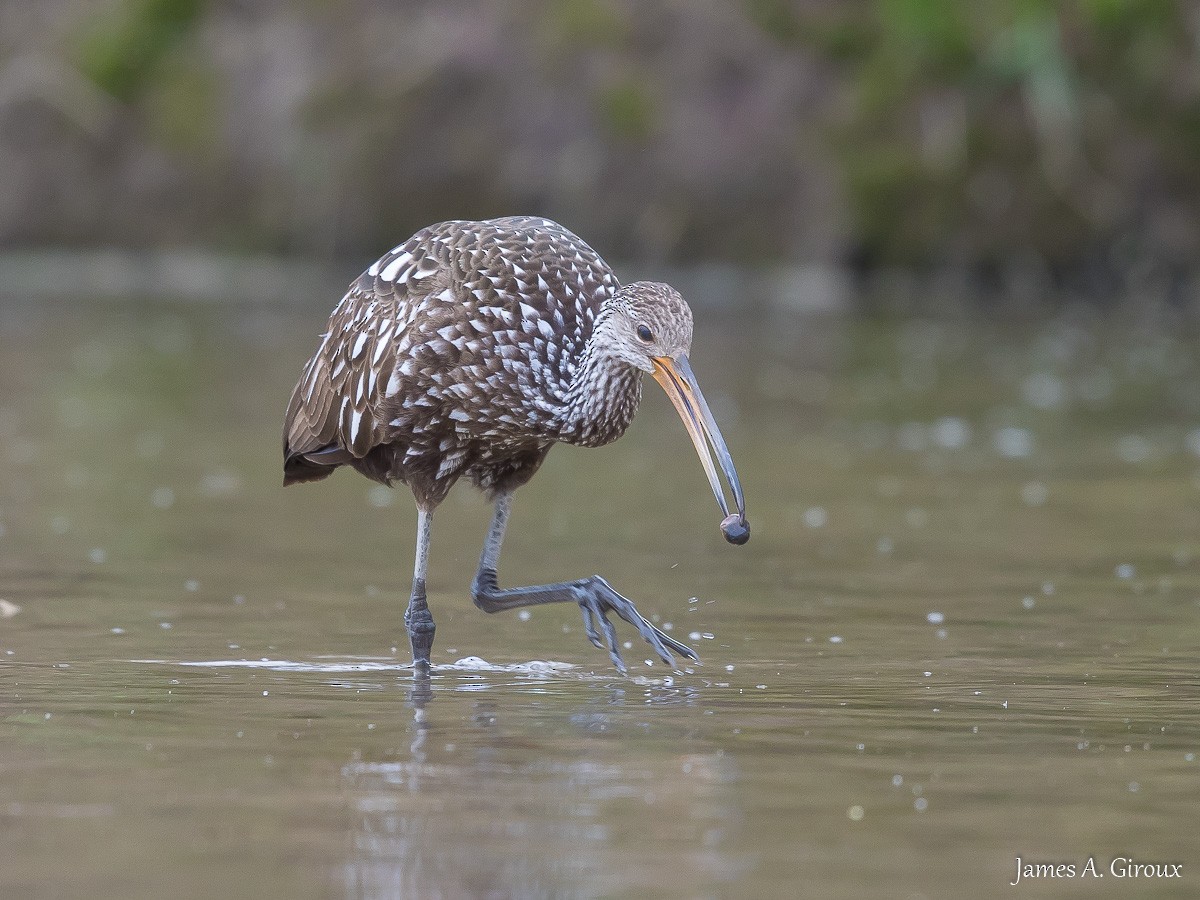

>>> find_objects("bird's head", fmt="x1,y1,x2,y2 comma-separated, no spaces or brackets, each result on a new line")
606,281,750,546
609,281,694,372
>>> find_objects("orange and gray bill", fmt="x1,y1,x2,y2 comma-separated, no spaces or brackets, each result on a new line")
651,355,750,544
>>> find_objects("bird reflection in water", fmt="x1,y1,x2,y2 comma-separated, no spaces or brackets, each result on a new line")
341,671,734,898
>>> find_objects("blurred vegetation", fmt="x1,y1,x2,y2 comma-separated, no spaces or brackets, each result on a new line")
75,0,205,101
0,0,1196,290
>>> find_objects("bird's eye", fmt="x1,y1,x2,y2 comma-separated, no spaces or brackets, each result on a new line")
636,324,654,343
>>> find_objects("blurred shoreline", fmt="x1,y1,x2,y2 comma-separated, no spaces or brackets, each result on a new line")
2,2,1197,287
0,248,850,312
3,247,1197,314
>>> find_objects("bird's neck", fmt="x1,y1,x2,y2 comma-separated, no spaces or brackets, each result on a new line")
559,325,643,448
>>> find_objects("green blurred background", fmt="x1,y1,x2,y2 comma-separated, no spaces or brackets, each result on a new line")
1,0,1197,297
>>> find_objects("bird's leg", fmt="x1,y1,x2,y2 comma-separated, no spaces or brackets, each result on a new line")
471,492,698,674
404,507,436,670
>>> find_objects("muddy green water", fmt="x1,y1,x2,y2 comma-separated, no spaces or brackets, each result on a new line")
2,296,1199,899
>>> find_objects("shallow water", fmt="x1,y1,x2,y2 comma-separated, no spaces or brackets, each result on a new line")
2,296,1200,899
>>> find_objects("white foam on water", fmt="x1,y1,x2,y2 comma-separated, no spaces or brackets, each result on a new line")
133,655,692,686
134,657,410,674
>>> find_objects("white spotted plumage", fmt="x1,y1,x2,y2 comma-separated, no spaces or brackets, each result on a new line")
283,216,648,505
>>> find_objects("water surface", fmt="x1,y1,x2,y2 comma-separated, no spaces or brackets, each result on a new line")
2,296,1199,898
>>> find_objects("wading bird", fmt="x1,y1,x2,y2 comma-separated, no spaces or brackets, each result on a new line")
283,217,749,673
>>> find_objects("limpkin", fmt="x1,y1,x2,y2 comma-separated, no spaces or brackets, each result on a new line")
283,216,749,673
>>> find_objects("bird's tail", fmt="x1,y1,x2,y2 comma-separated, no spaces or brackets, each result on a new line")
283,444,352,486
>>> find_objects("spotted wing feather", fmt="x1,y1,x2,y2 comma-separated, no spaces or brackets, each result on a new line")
283,216,619,490
282,245,448,484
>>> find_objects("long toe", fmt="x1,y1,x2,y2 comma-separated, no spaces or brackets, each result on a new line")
583,577,700,671
655,628,700,663
578,595,628,673
578,603,605,651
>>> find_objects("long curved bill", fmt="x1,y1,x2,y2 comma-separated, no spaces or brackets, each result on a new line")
651,355,750,544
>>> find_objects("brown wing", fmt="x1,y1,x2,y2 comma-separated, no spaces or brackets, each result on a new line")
282,216,617,486
282,237,451,485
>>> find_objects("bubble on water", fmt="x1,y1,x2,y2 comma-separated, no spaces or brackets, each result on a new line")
1020,481,1048,506
935,628,947,639
1022,372,1066,410
829,635,844,644
0,599,21,618
856,743,865,751
802,506,827,528
1186,753,1195,762
1127,781,1140,793
624,641,633,650
892,774,903,787
1021,596,1035,609
725,664,735,672
367,486,393,508
110,627,125,635
450,656,490,669
1041,581,1055,596
993,426,1034,459
160,622,172,629
1116,434,1152,464
1186,430,1200,458
662,622,672,631
689,631,702,641
88,548,107,564
517,610,531,621
150,487,175,510
756,684,766,690
847,805,864,821
914,798,928,812
876,537,894,555
926,611,945,625
931,417,971,450
200,470,242,498
1115,563,1136,580
876,477,902,498
184,580,199,592
262,690,269,697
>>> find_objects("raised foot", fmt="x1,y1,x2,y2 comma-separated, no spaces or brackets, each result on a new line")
577,576,699,675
